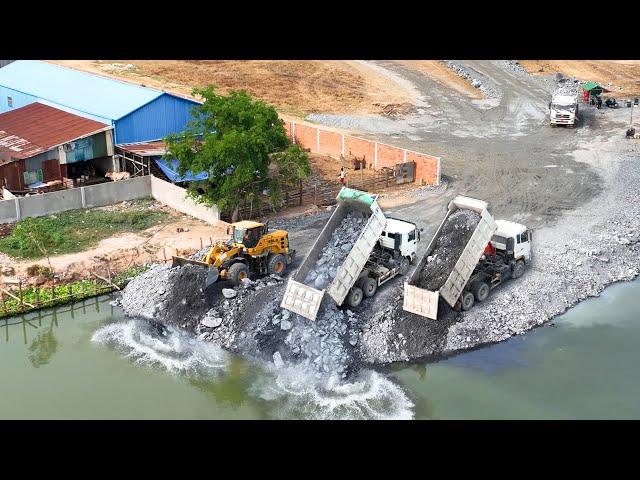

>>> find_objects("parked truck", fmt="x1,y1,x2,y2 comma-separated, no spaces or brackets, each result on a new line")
549,80,580,127
280,187,420,321
403,196,532,320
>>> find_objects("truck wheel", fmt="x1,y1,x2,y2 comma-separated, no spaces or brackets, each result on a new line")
268,253,286,275
347,287,363,308
400,257,410,275
461,291,475,311
511,260,525,279
472,281,490,302
228,263,249,286
361,277,377,298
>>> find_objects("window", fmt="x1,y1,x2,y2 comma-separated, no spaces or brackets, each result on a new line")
7,96,12,108
408,230,416,242
387,232,397,241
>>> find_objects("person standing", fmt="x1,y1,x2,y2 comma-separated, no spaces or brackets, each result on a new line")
339,166,346,185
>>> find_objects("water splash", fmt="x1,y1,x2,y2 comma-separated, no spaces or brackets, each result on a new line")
252,364,415,420
91,320,229,377
93,319,415,420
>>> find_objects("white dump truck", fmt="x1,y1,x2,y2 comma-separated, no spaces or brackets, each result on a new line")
549,80,580,127
280,187,420,321
403,196,532,320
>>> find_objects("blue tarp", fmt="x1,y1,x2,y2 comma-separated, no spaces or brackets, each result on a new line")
154,158,208,183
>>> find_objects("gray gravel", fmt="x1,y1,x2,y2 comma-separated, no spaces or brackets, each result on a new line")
419,210,480,290
304,213,367,289
442,60,502,99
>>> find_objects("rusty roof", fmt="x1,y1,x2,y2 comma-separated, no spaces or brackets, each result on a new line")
117,140,167,157
0,102,111,164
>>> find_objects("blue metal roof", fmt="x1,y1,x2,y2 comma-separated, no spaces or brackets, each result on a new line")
0,61,164,121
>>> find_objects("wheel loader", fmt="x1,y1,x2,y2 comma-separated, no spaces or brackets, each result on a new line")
172,220,295,290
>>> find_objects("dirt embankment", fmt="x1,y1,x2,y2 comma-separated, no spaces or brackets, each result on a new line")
49,60,417,119
397,61,484,99
520,60,640,97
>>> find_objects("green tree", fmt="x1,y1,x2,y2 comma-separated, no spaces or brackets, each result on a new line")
164,86,310,222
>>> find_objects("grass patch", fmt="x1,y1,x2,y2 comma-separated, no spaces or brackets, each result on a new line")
0,200,169,260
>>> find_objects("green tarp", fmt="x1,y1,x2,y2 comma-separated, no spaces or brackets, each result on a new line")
583,81,610,93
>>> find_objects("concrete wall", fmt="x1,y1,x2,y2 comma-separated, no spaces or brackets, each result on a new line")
284,119,441,186
0,175,219,225
150,175,219,224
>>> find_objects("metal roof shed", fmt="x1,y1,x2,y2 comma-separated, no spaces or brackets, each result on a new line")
0,61,200,145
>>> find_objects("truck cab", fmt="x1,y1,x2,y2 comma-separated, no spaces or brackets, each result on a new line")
378,217,420,264
490,219,532,264
550,94,578,126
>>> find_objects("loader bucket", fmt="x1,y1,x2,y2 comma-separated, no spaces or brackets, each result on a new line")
171,256,210,269
205,266,220,289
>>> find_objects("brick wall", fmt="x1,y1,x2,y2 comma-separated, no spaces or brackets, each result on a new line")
283,119,441,186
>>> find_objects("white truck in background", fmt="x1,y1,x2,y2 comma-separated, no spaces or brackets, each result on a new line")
549,80,580,127
403,196,532,320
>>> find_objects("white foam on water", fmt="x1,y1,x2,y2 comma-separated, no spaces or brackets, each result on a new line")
91,320,229,376
252,364,415,420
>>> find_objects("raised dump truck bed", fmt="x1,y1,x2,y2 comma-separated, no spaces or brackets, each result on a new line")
403,196,497,319
280,187,387,321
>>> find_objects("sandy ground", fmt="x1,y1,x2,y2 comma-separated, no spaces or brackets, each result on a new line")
397,61,484,99
49,60,416,118
520,60,640,97
0,213,229,284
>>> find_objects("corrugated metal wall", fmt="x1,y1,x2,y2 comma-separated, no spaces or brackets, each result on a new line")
114,94,198,144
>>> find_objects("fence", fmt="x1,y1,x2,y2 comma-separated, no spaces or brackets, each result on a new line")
232,167,398,220
282,119,441,186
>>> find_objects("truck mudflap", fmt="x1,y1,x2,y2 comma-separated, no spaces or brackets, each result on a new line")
439,208,497,307
326,201,387,306
403,282,439,319
280,279,324,321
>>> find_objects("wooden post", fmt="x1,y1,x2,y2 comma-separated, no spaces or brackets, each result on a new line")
299,179,303,206
35,288,40,308
18,280,24,313
163,247,167,263
200,237,203,249
51,281,55,306
68,284,73,302
209,237,213,246
314,183,318,206
1,291,6,316
93,278,98,296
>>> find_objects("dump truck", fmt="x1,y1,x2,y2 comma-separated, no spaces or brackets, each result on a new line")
172,220,295,289
403,196,532,320
278,186,422,321
549,80,580,127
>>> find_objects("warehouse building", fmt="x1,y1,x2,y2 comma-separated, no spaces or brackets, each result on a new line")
0,103,114,192
0,61,200,145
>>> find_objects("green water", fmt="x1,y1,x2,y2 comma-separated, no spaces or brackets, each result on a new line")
1,278,640,420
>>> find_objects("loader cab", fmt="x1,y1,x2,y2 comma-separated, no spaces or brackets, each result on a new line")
490,220,532,263
379,218,420,261
231,220,266,249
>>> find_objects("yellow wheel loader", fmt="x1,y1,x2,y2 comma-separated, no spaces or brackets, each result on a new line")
172,220,295,290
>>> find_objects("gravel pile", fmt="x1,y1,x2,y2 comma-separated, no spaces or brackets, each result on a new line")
303,213,367,290
418,210,481,290
120,264,210,328
554,78,580,97
442,60,502,99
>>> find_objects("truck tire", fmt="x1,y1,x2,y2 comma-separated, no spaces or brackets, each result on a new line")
347,287,363,308
511,260,525,279
268,253,286,275
461,291,475,311
400,257,410,275
228,263,249,286
361,277,377,298
472,281,490,302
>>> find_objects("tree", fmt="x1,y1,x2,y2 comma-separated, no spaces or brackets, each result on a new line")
164,86,311,222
